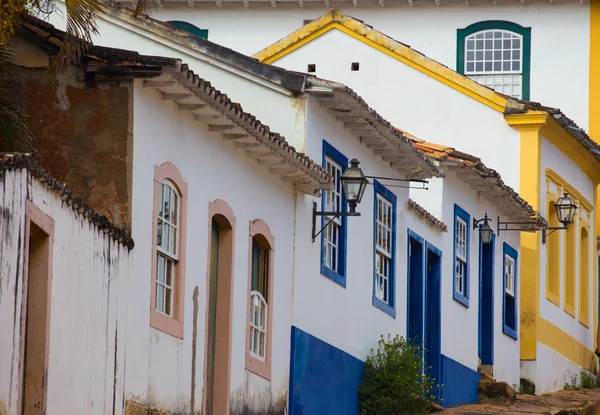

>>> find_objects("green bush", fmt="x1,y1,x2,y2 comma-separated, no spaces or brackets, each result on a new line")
580,370,600,389
358,334,438,415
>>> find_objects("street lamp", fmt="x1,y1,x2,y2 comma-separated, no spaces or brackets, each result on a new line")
473,213,494,245
542,193,577,244
340,159,369,213
312,159,369,242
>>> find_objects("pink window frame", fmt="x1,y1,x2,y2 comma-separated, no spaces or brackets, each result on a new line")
150,162,188,339
245,219,275,380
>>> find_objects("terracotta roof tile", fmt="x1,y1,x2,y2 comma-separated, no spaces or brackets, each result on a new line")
407,198,448,232
0,153,134,249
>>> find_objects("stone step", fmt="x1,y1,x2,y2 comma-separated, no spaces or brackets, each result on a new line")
478,380,517,403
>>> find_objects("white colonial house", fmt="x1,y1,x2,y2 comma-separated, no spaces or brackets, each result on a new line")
0,12,551,414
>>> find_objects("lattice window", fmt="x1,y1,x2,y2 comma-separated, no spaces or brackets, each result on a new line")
375,195,393,304
505,254,515,297
464,30,523,99
455,216,468,294
155,181,179,316
323,156,343,273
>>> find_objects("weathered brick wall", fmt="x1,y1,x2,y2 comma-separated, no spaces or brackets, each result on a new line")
23,65,132,228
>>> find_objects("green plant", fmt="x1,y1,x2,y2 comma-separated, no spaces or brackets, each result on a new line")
564,374,580,390
580,370,600,389
358,334,438,415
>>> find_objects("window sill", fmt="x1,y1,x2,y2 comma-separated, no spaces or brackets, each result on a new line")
150,309,184,339
453,290,469,308
545,290,560,307
373,296,396,319
502,324,518,340
246,353,271,381
321,264,346,288
564,303,576,319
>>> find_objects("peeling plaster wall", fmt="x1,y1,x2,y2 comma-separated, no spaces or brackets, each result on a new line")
124,81,297,413
0,168,131,414
15,41,133,228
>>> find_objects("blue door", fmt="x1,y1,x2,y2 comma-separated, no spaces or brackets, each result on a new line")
407,231,424,345
478,234,495,366
425,244,442,398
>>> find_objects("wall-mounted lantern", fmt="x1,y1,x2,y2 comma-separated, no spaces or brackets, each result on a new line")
542,193,577,244
312,159,367,242
473,213,494,245
311,158,429,242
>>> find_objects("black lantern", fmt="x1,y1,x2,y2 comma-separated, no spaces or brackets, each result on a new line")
555,193,577,225
473,213,493,245
541,193,578,244
340,159,369,213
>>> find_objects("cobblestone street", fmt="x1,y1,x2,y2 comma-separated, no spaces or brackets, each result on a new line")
441,389,600,414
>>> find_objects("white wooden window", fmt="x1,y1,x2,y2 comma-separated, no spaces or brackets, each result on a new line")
249,291,267,360
455,216,468,294
156,181,179,316
505,254,515,297
375,195,393,304
323,156,343,273
465,30,523,99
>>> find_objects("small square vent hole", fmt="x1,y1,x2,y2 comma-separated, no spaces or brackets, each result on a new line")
351,62,360,71
307,64,316,73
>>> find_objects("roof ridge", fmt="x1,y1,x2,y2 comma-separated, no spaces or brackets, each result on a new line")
0,153,135,249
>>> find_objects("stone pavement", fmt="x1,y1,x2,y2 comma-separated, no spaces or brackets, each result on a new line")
440,389,600,414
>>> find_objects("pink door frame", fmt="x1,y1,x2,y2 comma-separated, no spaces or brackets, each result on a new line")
18,200,54,415
203,199,236,415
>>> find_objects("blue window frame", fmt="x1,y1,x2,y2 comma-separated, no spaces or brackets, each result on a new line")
502,243,518,340
320,140,348,287
453,204,470,307
372,180,397,318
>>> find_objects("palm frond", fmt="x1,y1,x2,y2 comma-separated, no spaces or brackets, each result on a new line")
133,0,158,18
55,0,102,68
0,48,34,152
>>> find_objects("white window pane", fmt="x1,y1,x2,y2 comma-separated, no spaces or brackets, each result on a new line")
156,284,165,313
157,255,166,283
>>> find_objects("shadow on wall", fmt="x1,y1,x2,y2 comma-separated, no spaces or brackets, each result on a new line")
289,326,363,415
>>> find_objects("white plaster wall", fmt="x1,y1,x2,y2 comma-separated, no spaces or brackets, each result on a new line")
275,30,523,191
46,3,308,152
530,342,584,394
151,2,590,129
0,168,131,415
127,81,297,412
292,100,520,390
291,99,413,360
539,136,595,351
412,168,521,386
0,169,28,415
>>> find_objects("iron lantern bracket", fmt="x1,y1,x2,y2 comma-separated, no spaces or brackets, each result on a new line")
473,215,491,230
312,201,360,243
496,216,544,234
541,225,567,244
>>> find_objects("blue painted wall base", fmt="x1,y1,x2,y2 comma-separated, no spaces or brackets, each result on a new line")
441,355,480,407
289,326,364,415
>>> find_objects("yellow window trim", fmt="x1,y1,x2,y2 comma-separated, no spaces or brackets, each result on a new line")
254,10,508,113
545,191,561,307
547,168,595,211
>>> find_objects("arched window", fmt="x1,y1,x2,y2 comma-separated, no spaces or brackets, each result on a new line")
457,21,531,100
151,162,188,339
546,199,560,304
167,21,208,39
579,226,589,326
246,219,274,380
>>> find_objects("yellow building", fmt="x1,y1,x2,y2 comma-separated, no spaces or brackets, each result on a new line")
254,10,600,393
